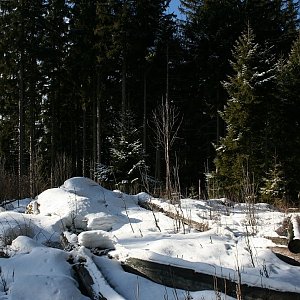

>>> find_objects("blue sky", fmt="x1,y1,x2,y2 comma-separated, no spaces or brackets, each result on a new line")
168,0,182,18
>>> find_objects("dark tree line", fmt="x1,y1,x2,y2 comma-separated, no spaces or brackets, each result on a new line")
0,0,299,203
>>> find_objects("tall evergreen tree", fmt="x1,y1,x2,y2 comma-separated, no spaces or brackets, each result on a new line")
180,0,299,190
276,36,300,200
67,0,99,176
180,0,245,187
214,28,278,200
0,0,47,195
41,0,71,186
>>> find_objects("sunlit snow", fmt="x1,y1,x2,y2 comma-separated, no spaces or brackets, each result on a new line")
0,177,299,300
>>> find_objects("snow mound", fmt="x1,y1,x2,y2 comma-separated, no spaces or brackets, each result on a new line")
84,212,116,231
10,274,88,300
32,177,139,230
10,236,41,253
78,230,116,249
137,192,151,203
0,212,35,246
62,177,111,201
35,187,93,229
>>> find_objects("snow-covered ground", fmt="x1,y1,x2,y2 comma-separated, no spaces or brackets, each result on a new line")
0,177,299,300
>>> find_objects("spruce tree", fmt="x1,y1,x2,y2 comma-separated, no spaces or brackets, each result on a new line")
180,0,298,190
276,36,300,200
67,0,99,175
215,28,278,200
108,110,146,191
0,0,47,195
260,155,286,204
41,0,71,186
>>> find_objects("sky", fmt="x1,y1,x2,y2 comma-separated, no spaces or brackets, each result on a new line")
168,0,183,19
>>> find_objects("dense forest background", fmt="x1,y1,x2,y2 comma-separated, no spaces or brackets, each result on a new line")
0,0,300,204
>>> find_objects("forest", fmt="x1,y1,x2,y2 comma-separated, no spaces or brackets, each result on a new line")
0,0,299,204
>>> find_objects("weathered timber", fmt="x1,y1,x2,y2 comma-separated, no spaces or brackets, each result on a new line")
121,257,300,300
288,239,300,254
73,263,107,300
138,200,209,232
288,216,300,254
271,248,300,266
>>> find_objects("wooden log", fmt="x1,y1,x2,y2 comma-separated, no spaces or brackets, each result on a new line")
138,200,209,232
288,216,300,254
288,239,300,254
121,257,300,300
73,263,107,300
271,246,300,266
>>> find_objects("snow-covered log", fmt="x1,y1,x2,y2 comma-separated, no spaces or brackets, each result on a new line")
73,247,125,300
121,257,300,300
73,263,107,300
138,200,209,232
288,215,300,254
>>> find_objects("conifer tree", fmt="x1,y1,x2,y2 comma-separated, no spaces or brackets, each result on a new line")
180,0,298,190
108,110,146,190
260,155,286,204
0,0,47,195
67,0,99,175
215,28,277,200
41,0,71,186
276,36,300,200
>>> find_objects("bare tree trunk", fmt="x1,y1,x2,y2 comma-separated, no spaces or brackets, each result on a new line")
143,72,147,153
152,99,182,200
92,77,97,179
18,0,25,201
122,57,126,115
29,85,35,198
165,45,171,198
96,91,101,164
82,105,86,176
153,46,182,199
50,91,55,187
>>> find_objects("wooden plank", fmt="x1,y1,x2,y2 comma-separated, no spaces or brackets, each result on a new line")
121,257,300,300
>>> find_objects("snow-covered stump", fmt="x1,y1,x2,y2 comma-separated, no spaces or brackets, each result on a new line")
120,257,300,300
288,215,300,254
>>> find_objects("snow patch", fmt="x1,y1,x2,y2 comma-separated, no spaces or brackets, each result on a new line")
78,230,116,249
10,236,41,253
84,212,115,231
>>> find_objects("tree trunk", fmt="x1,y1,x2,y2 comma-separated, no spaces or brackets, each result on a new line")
121,57,126,115
82,105,86,176
143,72,147,153
29,83,35,198
121,257,300,300
18,0,25,200
96,83,101,164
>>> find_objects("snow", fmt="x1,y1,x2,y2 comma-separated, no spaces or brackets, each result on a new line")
291,215,300,239
0,176,299,300
78,230,116,249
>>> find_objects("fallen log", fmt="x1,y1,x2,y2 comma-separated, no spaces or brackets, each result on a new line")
121,257,300,300
138,200,209,232
72,248,125,300
73,263,107,300
288,216,300,254
60,233,123,299
271,246,300,266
